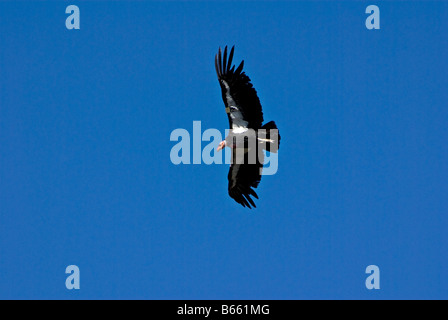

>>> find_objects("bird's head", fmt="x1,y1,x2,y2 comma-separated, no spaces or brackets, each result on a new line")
216,140,227,152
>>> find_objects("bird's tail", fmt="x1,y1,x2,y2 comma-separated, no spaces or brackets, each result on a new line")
258,121,281,153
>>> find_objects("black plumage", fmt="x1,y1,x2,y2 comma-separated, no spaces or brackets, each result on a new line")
215,46,264,129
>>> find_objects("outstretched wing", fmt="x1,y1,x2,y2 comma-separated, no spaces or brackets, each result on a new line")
228,150,264,209
215,46,264,129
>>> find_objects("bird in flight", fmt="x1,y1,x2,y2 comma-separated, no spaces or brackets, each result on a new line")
215,46,280,209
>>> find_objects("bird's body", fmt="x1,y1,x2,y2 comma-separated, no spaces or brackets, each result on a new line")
215,46,280,209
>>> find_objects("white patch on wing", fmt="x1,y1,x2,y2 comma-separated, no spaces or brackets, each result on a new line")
222,80,249,131
232,126,249,134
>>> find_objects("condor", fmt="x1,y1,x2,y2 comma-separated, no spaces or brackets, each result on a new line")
215,46,281,209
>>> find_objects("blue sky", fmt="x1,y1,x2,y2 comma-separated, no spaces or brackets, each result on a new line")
1,1,447,299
